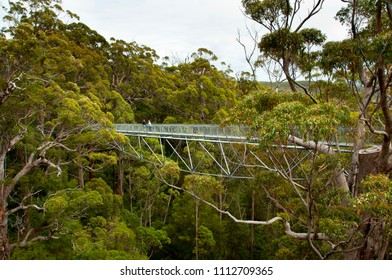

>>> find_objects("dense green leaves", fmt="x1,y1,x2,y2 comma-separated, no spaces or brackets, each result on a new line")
1,0,392,261
354,174,392,218
233,88,350,143
242,0,292,28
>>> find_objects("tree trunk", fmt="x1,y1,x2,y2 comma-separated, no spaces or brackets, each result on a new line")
0,174,9,260
195,198,199,260
116,154,124,196
353,0,392,178
0,193,10,260
345,215,389,259
357,146,380,182
128,174,133,213
348,119,367,197
374,61,392,174
163,192,172,226
0,151,10,260
282,57,297,92
77,164,85,189
250,190,255,259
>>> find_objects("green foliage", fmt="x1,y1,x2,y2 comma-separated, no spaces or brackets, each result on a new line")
13,178,145,260
353,174,392,219
136,226,171,257
193,225,216,258
320,40,359,76
70,219,141,260
242,0,292,26
160,49,238,123
272,235,318,260
11,242,58,260
158,160,181,185
183,174,223,199
233,89,350,143
164,188,225,259
3,0,392,261
259,28,303,60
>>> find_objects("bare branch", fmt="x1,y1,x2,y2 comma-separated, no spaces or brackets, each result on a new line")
0,73,23,106
240,7,273,32
294,0,325,32
39,158,62,176
360,117,388,137
290,78,318,104
156,173,329,241
287,135,349,191
3,111,35,152
6,204,45,217
10,228,59,250
6,151,63,196
265,148,309,208
288,135,334,154
236,27,260,89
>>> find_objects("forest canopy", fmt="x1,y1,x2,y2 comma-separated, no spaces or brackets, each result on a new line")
0,0,391,260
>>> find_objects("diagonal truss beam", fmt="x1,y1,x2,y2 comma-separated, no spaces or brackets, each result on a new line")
118,125,350,179
122,135,293,179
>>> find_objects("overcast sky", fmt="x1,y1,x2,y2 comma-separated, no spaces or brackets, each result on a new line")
3,0,349,77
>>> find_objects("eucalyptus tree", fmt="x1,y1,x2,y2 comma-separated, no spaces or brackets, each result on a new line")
221,0,392,259
0,0,131,259
242,0,326,97
323,0,392,194
163,174,224,260
321,0,392,259
164,48,238,123
107,39,175,123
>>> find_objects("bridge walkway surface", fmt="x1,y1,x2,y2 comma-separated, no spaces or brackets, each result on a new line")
114,123,259,144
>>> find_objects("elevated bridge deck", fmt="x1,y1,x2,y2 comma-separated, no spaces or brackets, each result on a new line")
113,123,354,179
114,124,259,144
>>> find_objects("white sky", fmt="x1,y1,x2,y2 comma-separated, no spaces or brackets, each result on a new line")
2,0,349,78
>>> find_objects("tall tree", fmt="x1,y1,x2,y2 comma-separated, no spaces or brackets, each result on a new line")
0,0,131,259
328,0,392,194
224,0,392,259
242,0,325,98
163,48,238,123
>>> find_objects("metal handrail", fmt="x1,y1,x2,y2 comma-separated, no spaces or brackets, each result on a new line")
114,123,256,142
115,123,370,148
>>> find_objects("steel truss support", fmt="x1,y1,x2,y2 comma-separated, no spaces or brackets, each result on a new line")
114,123,352,180
122,135,317,179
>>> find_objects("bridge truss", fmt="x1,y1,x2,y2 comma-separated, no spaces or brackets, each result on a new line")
114,124,351,179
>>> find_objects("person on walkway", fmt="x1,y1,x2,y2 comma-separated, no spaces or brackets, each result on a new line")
142,119,147,130
147,120,152,131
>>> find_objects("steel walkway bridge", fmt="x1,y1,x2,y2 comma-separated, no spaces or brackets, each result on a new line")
114,123,259,144
113,124,352,179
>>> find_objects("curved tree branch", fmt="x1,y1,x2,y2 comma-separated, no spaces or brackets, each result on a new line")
10,228,59,250
6,204,44,217
294,0,325,32
287,135,349,191
156,173,329,241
